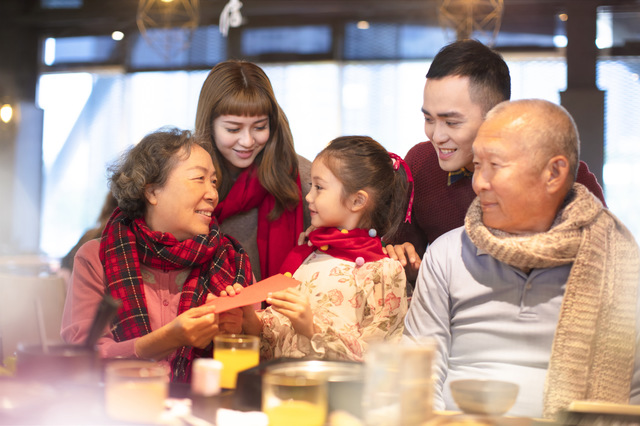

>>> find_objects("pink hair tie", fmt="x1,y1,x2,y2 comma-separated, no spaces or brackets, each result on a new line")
388,152,414,223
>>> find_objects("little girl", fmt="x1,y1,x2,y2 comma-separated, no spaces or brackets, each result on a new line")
241,135,413,361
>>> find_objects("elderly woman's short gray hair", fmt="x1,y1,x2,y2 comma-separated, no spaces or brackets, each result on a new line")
108,127,214,219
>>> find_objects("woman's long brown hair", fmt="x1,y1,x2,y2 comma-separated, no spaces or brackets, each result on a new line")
195,60,300,220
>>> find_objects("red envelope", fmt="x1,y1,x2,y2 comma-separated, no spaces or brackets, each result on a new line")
211,273,301,313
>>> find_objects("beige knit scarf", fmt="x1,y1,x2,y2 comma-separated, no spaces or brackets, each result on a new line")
465,183,639,419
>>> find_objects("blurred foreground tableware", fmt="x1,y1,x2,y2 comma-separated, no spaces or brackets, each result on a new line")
363,339,436,425
192,358,223,396
247,359,364,418
262,367,328,426
16,293,119,385
0,355,17,376
449,379,519,416
0,272,66,361
0,380,57,423
213,334,259,389
16,343,99,384
216,407,268,426
104,360,169,424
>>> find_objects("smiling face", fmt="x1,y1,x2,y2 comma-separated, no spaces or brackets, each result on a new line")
144,144,218,241
305,158,363,230
422,75,485,172
213,114,270,176
471,117,558,235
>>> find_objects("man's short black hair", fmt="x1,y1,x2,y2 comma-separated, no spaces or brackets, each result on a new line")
427,39,511,113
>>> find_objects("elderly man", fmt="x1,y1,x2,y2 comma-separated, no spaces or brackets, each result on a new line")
386,40,606,282
403,99,639,419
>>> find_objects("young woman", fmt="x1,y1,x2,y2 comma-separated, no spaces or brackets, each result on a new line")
195,60,311,280
242,136,412,361
61,128,252,382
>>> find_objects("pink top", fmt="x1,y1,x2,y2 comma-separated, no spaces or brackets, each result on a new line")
60,239,190,362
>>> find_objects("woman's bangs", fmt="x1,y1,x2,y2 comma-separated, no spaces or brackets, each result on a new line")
217,90,271,117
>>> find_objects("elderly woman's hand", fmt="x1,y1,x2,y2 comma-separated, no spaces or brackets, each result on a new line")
171,304,220,349
134,303,220,360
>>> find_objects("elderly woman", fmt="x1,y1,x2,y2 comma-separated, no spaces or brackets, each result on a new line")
61,127,252,382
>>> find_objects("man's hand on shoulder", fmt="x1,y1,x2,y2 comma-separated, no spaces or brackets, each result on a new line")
297,225,316,246
384,242,421,282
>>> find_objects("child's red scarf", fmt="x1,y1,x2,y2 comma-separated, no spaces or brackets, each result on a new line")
214,165,304,278
279,227,388,275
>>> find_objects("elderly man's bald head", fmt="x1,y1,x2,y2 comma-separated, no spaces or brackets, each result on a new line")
472,99,580,234
485,99,580,185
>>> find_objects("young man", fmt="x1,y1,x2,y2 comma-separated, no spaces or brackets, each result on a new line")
386,40,606,281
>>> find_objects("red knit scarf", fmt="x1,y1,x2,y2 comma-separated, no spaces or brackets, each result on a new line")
214,165,304,278
99,208,252,382
279,227,388,275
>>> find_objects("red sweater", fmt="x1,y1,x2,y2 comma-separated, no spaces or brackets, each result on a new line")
391,141,607,256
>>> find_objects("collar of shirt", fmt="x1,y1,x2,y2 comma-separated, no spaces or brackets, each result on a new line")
447,167,473,186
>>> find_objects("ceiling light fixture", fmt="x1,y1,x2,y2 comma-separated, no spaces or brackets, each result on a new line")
137,0,200,58
438,0,504,46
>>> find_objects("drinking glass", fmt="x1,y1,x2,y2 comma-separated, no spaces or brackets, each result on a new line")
213,334,260,389
362,339,436,425
104,360,169,424
399,341,436,424
262,369,328,426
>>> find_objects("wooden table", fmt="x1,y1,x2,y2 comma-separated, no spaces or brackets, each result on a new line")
0,378,558,426
425,412,552,426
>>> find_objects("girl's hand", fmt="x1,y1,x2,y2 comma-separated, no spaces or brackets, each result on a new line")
219,283,244,297
267,288,315,338
240,304,263,336
218,307,243,334
206,293,242,334
206,293,260,335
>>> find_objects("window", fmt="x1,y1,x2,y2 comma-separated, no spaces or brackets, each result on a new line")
37,57,640,257
242,26,332,56
44,36,119,66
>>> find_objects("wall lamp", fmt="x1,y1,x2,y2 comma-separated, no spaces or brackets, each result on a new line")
1,104,13,124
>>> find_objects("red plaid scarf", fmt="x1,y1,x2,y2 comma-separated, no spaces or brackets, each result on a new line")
214,165,304,278
279,227,388,275
99,208,252,382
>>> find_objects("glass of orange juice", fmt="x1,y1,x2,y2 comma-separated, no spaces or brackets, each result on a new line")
262,368,328,426
104,360,169,424
213,334,260,389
